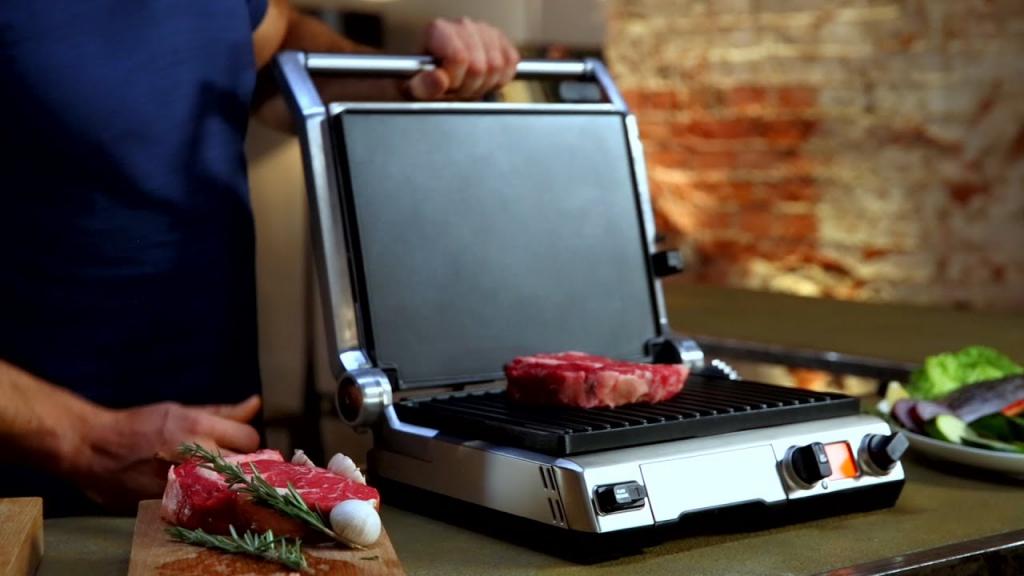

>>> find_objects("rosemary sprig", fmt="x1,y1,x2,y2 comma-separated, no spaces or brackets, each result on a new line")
178,443,336,539
167,525,308,572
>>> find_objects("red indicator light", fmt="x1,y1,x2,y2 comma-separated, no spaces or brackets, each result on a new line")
824,442,859,480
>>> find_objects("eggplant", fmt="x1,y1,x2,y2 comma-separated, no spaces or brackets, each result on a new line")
891,399,950,432
911,400,953,425
943,375,1024,423
891,399,919,432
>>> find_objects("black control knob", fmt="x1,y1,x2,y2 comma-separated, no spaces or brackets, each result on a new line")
788,442,832,486
864,432,909,473
594,482,647,514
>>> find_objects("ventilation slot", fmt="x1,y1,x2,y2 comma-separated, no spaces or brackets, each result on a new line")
545,468,558,492
547,497,566,526
538,466,550,490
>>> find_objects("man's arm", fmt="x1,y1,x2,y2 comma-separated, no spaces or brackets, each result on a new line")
251,0,520,129
0,360,261,512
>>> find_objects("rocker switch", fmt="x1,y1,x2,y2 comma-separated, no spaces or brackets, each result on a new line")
595,482,647,514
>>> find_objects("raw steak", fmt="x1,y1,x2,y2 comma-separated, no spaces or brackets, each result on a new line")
505,352,689,408
161,449,379,539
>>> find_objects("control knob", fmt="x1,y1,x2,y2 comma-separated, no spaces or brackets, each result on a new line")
785,442,832,488
860,432,909,475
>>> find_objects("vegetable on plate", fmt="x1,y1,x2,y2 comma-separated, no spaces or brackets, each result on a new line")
885,346,1024,455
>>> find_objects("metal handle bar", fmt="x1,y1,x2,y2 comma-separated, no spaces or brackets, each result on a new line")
305,53,592,80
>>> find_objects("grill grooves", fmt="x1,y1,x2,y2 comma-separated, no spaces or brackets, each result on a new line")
395,375,860,456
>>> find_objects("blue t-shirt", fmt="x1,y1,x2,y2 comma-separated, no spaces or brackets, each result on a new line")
0,0,268,512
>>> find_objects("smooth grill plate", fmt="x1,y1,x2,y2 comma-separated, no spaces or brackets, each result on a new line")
395,376,860,456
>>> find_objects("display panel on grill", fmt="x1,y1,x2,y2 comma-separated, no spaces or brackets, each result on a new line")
395,376,861,456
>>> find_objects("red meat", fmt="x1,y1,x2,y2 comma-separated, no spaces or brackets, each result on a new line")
161,449,379,539
505,352,689,409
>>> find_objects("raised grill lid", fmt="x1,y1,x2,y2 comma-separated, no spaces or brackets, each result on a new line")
333,110,661,390
394,376,860,456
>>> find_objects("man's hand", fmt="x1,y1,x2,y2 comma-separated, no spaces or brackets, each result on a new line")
252,8,521,129
68,395,262,512
407,18,520,101
1,360,264,512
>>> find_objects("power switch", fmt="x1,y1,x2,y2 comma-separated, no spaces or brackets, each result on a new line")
594,482,647,514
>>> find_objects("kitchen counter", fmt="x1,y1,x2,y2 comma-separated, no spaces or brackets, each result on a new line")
38,285,1024,575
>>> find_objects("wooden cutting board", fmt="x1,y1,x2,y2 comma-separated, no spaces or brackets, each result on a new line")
127,500,405,575
0,498,43,576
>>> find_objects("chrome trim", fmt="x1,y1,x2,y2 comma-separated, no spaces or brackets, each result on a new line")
708,358,741,380
336,367,393,427
623,113,670,333
641,445,785,523
307,54,590,79
338,349,372,372
372,436,570,529
274,51,361,380
676,338,707,372
328,102,618,115
304,53,626,111
587,58,628,112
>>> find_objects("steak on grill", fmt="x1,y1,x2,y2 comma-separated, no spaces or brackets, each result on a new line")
161,449,379,539
504,352,689,408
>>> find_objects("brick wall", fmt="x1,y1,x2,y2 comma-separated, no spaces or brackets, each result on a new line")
607,0,1024,310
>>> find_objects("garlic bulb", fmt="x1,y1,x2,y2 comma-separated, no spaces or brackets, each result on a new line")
327,453,366,484
291,450,315,468
329,499,381,548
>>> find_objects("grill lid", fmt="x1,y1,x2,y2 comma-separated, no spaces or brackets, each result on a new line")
333,110,660,389
395,376,860,456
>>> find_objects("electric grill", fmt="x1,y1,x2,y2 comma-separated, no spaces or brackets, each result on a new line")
275,52,907,539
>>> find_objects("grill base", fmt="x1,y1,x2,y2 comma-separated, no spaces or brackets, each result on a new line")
373,474,904,561
394,376,859,456
372,412,904,534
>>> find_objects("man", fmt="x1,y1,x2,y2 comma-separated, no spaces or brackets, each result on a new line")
0,0,519,515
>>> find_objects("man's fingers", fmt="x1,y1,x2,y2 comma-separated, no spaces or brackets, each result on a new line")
407,69,450,100
453,19,487,99
499,36,521,88
424,19,468,91
415,18,520,102
192,412,261,454
198,394,262,423
476,24,506,97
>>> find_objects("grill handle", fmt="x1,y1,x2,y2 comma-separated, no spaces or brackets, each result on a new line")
294,52,626,109
305,53,590,80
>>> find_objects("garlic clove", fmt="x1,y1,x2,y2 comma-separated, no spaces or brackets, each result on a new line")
329,499,381,548
291,449,316,468
327,453,366,484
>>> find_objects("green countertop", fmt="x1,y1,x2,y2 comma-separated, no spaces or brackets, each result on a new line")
39,458,1024,576
38,285,1024,575
662,282,1024,363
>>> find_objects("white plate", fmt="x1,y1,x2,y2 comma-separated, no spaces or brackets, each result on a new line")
900,427,1024,477
876,397,1024,477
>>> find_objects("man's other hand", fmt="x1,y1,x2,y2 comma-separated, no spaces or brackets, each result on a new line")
407,17,521,101
69,395,261,512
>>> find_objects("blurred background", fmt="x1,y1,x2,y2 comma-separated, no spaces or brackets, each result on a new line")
245,0,1024,457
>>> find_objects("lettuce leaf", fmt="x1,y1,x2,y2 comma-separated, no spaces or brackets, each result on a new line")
907,346,1023,400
